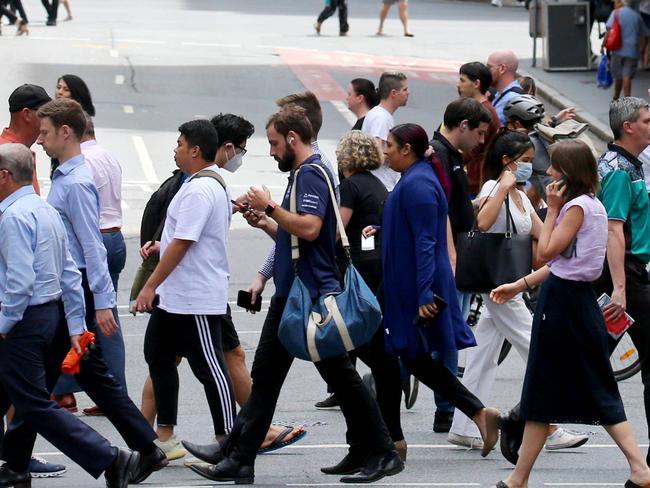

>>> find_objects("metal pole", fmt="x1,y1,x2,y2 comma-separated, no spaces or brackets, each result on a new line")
532,0,539,67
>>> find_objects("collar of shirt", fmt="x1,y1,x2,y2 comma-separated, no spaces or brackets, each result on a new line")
0,127,19,144
433,131,463,162
608,142,643,170
80,140,99,150
289,153,322,182
0,185,35,214
53,154,86,179
186,164,220,182
497,80,521,96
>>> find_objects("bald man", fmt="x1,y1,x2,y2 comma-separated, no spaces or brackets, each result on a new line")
486,51,525,126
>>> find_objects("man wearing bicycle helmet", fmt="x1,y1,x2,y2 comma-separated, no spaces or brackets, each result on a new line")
504,94,551,207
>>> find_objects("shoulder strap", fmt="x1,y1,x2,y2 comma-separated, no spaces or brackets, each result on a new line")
493,86,526,106
290,163,349,264
193,169,227,190
474,180,517,234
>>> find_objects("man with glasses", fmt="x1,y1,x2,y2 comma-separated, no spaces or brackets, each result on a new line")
486,51,524,126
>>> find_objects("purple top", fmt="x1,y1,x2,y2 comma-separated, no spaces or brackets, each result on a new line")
549,194,608,282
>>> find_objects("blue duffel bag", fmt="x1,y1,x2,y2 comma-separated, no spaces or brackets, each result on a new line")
277,164,382,362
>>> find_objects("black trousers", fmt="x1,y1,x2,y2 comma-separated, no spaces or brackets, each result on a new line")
144,307,236,436
40,0,57,20
0,302,115,478
317,0,349,33
595,254,650,441
221,295,394,464
1,302,156,473
401,354,484,420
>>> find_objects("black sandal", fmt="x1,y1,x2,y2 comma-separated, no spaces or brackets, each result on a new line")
495,482,511,488
625,481,644,488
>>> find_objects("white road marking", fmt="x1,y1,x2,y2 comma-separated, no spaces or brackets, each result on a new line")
109,49,119,57
25,36,91,41
123,105,134,114
138,184,153,193
330,100,356,127
114,74,125,85
131,136,160,184
118,39,165,45
181,41,241,48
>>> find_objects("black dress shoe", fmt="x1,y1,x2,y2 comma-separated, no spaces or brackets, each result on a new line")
340,450,404,483
433,410,454,433
181,440,224,465
0,464,31,488
189,457,254,484
130,446,168,484
105,448,140,488
320,452,364,475
498,405,524,466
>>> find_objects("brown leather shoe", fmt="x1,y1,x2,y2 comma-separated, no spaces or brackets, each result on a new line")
52,393,77,413
83,405,104,416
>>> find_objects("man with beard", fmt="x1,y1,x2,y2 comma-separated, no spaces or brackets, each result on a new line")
133,119,236,458
184,105,403,484
486,50,524,126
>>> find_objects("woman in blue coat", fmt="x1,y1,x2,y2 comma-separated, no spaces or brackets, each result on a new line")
376,123,500,456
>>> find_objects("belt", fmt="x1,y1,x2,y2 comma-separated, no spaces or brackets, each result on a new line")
100,227,121,234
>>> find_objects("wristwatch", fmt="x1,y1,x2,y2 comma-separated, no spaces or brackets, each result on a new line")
265,201,277,215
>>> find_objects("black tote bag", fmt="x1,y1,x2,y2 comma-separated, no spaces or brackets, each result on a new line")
455,193,532,294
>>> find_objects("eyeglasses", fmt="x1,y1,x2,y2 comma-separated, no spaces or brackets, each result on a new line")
235,144,247,156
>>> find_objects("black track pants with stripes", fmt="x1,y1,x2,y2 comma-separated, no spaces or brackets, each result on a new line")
144,307,236,435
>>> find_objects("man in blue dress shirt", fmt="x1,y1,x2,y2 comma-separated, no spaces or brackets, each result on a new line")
0,143,139,487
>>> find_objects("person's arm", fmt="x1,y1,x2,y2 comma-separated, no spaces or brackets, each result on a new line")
490,265,552,304
65,182,116,310
476,173,516,231
536,182,583,262
0,216,35,336
58,230,86,337
606,219,627,320
337,207,353,242
133,238,194,312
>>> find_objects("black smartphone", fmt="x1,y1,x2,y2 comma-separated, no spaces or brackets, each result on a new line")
237,290,262,312
416,295,448,328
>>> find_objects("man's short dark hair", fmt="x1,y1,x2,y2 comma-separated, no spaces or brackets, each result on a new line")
378,71,407,100
210,113,255,148
276,91,322,138
443,97,492,130
37,98,87,140
266,105,313,144
459,62,492,95
178,119,219,162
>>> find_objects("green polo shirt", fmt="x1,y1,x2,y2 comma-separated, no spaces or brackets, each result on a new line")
597,143,650,264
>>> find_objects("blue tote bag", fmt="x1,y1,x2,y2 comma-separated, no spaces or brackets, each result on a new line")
278,164,383,362
597,54,613,89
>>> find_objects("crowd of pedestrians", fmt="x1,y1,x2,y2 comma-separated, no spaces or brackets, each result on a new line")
2,45,650,488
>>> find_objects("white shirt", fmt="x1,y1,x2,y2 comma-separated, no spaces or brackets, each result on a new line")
361,105,400,191
157,165,231,315
477,180,535,234
81,140,123,229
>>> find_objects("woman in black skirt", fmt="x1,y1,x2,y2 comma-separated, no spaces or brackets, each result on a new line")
490,140,650,488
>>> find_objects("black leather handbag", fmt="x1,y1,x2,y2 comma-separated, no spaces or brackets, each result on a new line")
455,194,532,294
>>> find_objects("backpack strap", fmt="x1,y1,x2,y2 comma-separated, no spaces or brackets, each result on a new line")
192,169,227,190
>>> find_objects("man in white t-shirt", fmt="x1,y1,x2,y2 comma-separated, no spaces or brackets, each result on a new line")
361,71,409,191
134,119,236,452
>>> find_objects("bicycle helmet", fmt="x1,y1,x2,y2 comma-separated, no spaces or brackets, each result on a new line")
504,94,545,122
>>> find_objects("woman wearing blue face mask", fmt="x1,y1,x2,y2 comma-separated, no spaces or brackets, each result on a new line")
448,130,588,453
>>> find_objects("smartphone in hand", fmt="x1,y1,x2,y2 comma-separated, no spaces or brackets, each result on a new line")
237,290,262,312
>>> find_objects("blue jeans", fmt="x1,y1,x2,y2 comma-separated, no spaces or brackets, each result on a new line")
431,291,471,413
53,230,127,395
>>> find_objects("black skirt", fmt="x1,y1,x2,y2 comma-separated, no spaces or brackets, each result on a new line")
521,273,627,425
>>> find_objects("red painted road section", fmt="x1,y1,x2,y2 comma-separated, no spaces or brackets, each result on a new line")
277,47,462,101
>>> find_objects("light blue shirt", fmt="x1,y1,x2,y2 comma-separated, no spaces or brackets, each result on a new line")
492,80,523,126
47,154,116,310
0,186,86,335
607,6,647,59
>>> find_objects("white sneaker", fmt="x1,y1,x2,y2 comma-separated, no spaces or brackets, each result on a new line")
491,0,503,7
544,427,589,451
447,432,484,450
154,434,187,461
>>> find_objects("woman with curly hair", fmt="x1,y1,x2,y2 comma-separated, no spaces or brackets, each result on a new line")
322,130,408,465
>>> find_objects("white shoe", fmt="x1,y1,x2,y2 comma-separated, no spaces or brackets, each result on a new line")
154,434,187,461
491,0,503,6
544,427,589,451
447,432,484,450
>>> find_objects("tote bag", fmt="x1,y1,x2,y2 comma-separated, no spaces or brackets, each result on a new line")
604,10,622,52
277,164,382,362
455,192,532,294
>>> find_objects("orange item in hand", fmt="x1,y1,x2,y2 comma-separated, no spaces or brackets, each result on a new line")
61,331,96,375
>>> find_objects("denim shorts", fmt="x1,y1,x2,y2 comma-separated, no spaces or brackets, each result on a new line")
611,54,638,79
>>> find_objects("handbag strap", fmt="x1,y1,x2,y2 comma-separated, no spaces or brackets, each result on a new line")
473,180,518,235
290,163,349,264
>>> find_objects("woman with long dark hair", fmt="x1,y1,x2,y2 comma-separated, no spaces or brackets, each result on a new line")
491,140,650,488
372,123,501,456
56,74,96,116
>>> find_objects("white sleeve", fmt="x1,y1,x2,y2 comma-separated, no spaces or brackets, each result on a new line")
477,180,499,200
